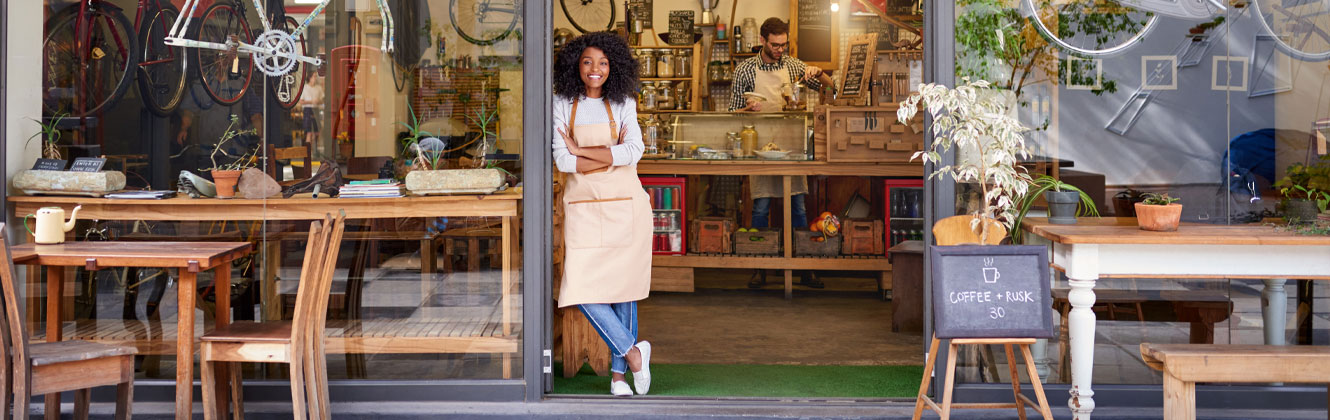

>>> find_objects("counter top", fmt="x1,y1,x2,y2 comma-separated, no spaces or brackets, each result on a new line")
9,190,522,221
637,160,922,176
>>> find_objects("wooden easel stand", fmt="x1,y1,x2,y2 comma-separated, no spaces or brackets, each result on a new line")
912,336,1053,420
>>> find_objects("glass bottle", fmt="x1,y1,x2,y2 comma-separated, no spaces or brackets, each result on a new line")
674,82,690,111
732,30,745,55
740,124,758,157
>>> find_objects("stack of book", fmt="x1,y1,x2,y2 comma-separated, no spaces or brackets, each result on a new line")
339,180,404,198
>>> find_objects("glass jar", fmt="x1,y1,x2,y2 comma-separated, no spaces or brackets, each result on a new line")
673,82,690,110
741,18,758,52
640,85,657,111
656,50,675,78
727,131,742,157
722,62,734,81
675,50,692,78
739,124,758,157
656,81,674,110
641,118,660,154
639,49,657,78
708,61,722,82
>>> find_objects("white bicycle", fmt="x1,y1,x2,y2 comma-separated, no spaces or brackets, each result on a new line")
164,0,395,104
1026,0,1330,61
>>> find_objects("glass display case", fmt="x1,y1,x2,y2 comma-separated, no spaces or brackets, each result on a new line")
647,112,815,160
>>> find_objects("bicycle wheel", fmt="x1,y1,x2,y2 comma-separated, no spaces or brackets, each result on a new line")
269,16,309,110
42,4,139,117
138,5,188,116
560,0,614,34
451,0,523,46
194,1,253,106
1024,0,1157,57
1252,0,1330,61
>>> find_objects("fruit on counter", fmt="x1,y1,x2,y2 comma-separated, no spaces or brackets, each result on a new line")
761,142,782,152
749,235,765,241
812,236,825,242
811,212,841,237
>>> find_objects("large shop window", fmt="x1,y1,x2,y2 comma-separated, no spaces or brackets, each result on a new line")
953,0,1330,386
28,0,525,381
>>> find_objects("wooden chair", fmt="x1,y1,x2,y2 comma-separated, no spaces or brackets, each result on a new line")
200,212,346,420
266,145,313,182
932,215,1007,246
0,225,137,420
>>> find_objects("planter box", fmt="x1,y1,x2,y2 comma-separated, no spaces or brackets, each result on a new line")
689,217,733,254
842,219,885,255
734,229,781,255
405,168,505,195
793,229,840,256
13,170,125,197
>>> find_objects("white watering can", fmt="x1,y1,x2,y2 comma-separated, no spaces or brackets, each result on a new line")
23,205,81,244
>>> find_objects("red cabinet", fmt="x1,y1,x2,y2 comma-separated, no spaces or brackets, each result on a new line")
641,177,686,255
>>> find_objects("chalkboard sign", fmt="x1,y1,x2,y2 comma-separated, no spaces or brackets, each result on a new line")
795,0,832,63
69,157,106,172
838,34,879,99
628,0,653,29
668,11,694,45
930,245,1053,339
31,159,67,171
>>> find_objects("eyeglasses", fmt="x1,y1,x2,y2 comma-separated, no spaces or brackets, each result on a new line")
768,42,788,50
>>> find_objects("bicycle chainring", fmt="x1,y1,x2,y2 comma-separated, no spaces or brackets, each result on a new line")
253,29,299,77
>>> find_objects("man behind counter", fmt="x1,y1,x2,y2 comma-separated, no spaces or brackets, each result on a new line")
729,17,833,289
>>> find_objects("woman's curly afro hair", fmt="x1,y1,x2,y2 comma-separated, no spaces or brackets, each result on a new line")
554,32,640,104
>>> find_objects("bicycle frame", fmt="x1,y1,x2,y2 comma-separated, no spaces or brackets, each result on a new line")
163,0,395,73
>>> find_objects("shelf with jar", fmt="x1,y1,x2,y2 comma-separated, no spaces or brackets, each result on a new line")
634,43,704,114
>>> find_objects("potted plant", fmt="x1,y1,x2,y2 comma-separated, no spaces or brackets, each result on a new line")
28,112,67,163
1135,192,1182,231
1009,175,1100,243
402,93,508,195
897,78,1033,244
204,116,258,198
1274,160,1330,224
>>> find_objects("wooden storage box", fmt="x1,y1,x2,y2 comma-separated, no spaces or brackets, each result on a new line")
734,229,782,255
689,217,734,254
820,106,923,163
842,219,886,255
793,229,841,257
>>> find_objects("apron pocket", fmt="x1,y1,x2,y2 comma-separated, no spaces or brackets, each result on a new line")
565,197,635,249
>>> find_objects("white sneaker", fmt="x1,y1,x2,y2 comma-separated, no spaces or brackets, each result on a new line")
610,380,633,397
632,341,652,395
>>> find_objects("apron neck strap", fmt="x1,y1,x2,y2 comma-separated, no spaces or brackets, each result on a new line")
570,97,618,142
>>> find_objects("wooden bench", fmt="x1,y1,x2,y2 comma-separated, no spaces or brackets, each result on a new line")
1140,343,1330,420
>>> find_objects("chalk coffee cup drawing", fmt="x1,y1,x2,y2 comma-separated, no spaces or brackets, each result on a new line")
982,267,1001,284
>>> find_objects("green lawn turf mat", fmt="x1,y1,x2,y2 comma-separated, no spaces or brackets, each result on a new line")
552,362,924,398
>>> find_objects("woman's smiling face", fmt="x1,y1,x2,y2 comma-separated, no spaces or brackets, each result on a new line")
579,47,610,95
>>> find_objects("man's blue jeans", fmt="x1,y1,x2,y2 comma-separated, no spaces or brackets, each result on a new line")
578,302,638,374
752,193,808,228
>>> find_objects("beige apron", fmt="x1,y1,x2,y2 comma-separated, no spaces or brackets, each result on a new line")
750,64,808,199
557,99,653,308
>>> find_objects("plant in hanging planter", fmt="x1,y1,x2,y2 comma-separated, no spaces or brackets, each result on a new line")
1134,192,1183,231
897,78,1033,244
1274,159,1330,224
203,115,259,199
1010,175,1100,243
27,112,68,162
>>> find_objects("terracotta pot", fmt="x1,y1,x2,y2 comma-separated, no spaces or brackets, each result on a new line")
1284,199,1319,224
211,170,244,199
1134,203,1182,232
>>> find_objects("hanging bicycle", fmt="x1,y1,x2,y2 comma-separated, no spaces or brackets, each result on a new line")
560,0,616,34
166,0,394,105
1025,0,1330,61
450,0,522,46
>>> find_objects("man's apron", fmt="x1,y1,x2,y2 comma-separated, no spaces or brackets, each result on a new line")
557,99,653,308
750,64,808,199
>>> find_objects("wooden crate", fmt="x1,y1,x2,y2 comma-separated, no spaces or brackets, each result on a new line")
842,219,885,255
689,217,734,254
793,229,841,257
651,267,694,292
821,105,923,163
734,229,781,255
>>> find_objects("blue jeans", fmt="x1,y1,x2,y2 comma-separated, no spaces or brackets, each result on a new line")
752,194,808,228
578,302,638,374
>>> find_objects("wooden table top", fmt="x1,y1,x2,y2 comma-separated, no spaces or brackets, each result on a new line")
11,241,252,271
637,160,922,176
1021,217,1330,246
8,189,522,221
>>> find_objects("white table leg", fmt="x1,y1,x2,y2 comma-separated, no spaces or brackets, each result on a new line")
1262,278,1288,346
1067,276,1097,419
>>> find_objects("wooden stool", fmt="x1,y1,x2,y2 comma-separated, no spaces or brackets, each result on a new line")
913,336,1054,420
558,307,611,378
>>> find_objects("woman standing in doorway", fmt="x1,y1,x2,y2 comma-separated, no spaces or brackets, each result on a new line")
552,32,654,397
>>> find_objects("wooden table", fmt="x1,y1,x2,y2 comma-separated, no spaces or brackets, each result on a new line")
1021,217,1330,420
638,160,916,298
10,192,522,375
12,241,251,420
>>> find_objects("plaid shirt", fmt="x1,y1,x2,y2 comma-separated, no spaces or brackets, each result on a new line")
727,54,822,111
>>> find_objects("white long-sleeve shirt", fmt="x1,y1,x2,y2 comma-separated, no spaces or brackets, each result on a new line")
552,95,643,173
